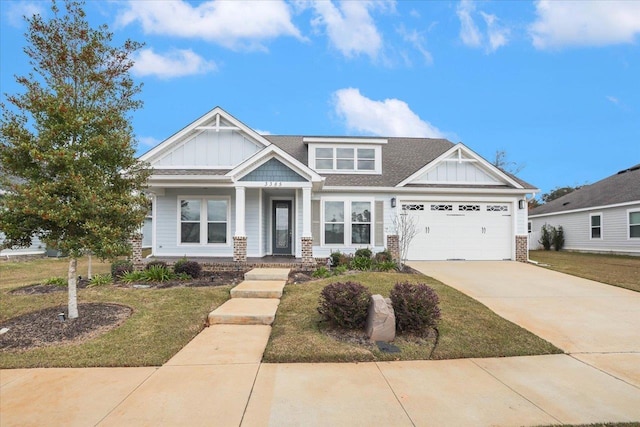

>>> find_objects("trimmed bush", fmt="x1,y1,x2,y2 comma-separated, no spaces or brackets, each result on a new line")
329,251,342,267
174,260,202,278
318,281,372,329
354,248,372,259
374,250,393,263
390,281,441,334
145,260,168,270
111,260,133,279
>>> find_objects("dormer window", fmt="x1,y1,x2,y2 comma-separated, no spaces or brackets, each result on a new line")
310,145,380,173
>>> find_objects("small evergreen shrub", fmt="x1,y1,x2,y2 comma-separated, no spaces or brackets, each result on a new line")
375,260,398,272
174,260,202,278
317,281,372,329
553,226,565,251
145,260,168,270
312,266,332,278
88,274,112,287
329,251,343,267
350,256,372,271
111,260,133,279
390,281,441,334
374,250,393,263
354,248,372,259
539,224,554,250
43,277,67,287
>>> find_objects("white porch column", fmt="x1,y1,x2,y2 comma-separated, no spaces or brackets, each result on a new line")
302,187,312,238
235,186,246,237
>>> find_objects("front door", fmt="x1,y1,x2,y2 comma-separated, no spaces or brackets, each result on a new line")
272,200,292,255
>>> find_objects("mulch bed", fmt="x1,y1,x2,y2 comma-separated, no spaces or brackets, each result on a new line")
0,303,132,351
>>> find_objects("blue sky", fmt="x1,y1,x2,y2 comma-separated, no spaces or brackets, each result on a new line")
1,0,639,197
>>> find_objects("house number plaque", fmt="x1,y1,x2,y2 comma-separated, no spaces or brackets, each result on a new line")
264,182,283,187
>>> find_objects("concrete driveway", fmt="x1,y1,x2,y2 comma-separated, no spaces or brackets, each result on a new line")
409,261,640,354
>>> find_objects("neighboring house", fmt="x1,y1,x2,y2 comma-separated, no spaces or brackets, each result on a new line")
528,164,640,255
0,180,47,259
139,107,537,264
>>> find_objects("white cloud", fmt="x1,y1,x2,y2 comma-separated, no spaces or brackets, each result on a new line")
254,129,272,136
4,2,46,27
138,136,161,149
333,88,444,138
310,1,388,59
606,96,620,105
397,26,433,65
117,0,303,50
132,48,216,79
530,0,640,49
456,0,509,53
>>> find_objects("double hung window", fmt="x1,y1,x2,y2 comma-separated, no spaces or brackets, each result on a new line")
630,210,640,238
323,200,372,245
590,214,602,239
180,198,229,244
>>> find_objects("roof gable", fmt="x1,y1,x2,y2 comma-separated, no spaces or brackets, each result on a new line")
140,107,272,168
239,158,306,182
397,144,524,189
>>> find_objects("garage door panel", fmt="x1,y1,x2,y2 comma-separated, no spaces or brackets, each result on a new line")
405,202,512,261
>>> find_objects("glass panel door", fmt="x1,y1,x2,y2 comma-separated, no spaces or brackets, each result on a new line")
273,201,292,255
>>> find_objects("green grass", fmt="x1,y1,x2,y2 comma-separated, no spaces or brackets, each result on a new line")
1,256,230,369
263,272,562,363
530,250,640,293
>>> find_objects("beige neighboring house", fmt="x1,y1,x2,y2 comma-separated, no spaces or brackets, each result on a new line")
140,107,538,263
529,164,640,255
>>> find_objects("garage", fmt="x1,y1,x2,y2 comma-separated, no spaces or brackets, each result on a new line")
404,202,512,260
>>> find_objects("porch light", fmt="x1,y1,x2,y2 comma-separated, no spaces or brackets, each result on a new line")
391,197,396,208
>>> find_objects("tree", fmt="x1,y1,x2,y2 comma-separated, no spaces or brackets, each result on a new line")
541,186,581,203
493,150,525,175
392,210,419,270
0,0,149,318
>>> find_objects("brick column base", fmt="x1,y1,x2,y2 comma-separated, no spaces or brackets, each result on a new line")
515,235,528,263
129,233,144,271
233,236,247,262
301,237,314,270
387,234,400,263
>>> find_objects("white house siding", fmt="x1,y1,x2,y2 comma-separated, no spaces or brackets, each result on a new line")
142,218,152,248
154,188,236,257
529,203,640,254
245,188,261,257
261,190,269,255
0,233,46,257
154,130,261,168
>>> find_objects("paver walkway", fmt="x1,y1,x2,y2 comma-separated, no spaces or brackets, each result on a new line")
2,264,640,426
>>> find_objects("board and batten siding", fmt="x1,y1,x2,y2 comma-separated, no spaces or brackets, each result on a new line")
154,130,262,168
245,188,261,256
529,203,640,254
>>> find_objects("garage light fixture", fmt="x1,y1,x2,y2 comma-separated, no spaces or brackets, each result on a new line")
391,197,396,208
518,200,525,209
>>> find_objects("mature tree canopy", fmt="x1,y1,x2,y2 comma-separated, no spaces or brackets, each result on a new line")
493,150,525,175
0,0,149,317
541,186,581,203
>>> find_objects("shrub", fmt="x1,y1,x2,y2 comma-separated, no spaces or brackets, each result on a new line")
354,248,372,259
333,265,348,275
312,266,332,278
174,260,202,278
111,260,133,279
145,260,168,270
390,281,441,334
318,281,371,329
375,260,398,272
337,253,352,267
553,226,565,251
350,256,372,271
43,277,67,287
120,270,145,284
87,274,112,287
374,250,393,263
144,265,174,282
329,251,342,267
539,224,554,250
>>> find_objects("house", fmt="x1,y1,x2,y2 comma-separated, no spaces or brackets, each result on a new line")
528,164,640,255
137,107,537,266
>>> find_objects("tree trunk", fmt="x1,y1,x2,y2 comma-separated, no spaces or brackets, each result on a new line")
87,253,92,279
68,257,79,319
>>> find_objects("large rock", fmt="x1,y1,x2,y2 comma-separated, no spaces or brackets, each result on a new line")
365,294,396,342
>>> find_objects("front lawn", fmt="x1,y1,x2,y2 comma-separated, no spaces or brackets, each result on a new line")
263,272,562,363
529,250,640,293
0,256,111,290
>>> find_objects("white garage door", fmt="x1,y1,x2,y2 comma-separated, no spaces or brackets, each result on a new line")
404,202,512,261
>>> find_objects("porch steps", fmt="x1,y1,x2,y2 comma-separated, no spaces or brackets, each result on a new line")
244,268,290,281
207,268,289,326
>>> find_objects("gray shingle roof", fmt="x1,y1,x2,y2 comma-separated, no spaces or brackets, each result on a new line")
529,164,640,216
265,135,535,189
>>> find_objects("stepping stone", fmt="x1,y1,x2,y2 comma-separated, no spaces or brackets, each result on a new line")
230,280,286,299
244,268,290,281
208,298,280,326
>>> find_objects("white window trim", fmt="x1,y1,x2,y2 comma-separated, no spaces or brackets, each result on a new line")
589,212,603,240
177,196,231,246
628,208,640,240
309,144,382,174
321,197,375,247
